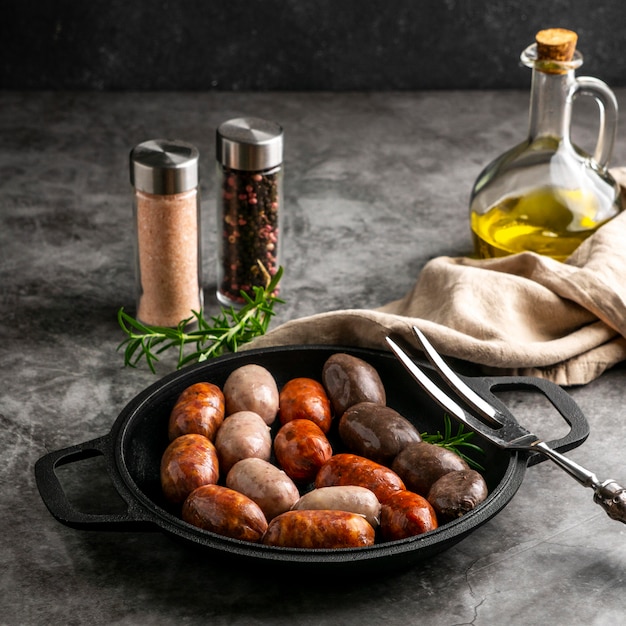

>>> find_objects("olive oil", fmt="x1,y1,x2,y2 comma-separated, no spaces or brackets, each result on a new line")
468,29,623,261
471,186,606,261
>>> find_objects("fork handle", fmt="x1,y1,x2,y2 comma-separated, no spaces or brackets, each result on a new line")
534,442,626,524
594,480,626,523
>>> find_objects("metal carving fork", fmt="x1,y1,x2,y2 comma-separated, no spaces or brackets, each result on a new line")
386,326,626,524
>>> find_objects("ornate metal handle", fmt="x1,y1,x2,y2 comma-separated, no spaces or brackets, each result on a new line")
594,480,626,524
534,442,626,524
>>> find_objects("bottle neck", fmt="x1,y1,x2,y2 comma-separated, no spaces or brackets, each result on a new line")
527,68,574,142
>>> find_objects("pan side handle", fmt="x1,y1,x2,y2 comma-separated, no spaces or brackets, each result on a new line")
35,436,155,531
468,375,590,467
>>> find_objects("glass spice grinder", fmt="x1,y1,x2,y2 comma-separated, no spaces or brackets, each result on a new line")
469,28,623,261
216,117,283,307
130,139,203,327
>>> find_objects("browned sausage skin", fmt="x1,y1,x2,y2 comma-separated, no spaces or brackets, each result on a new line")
273,418,333,483
182,484,268,542
263,509,375,549
380,490,438,541
315,453,405,503
168,382,225,441
160,434,219,504
278,377,332,433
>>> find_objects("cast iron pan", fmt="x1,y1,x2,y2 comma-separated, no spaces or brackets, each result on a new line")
35,345,589,574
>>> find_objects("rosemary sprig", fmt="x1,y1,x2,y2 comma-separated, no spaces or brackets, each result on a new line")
117,266,284,373
421,414,485,471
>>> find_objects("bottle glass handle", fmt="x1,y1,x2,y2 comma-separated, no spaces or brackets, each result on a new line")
570,76,619,169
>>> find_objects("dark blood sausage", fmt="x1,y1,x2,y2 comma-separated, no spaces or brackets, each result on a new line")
322,353,386,417
427,469,489,522
278,377,332,433
160,434,220,504
182,484,268,542
392,441,469,496
338,402,422,465
168,382,225,442
380,490,438,541
315,453,405,503
263,509,376,549
273,418,333,483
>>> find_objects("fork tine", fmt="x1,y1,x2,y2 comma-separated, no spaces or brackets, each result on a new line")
386,336,472,427
410,326,502,427
386,335,508,445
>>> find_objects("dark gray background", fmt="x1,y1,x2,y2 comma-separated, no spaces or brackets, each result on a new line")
3,0,625,91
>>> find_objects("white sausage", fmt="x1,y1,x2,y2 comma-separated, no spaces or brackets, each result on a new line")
214,410,272,476
226,457,300,521
292,485,381,528
223,364,279,425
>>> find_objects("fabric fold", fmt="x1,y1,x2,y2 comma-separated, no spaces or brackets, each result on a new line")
248,169,626,386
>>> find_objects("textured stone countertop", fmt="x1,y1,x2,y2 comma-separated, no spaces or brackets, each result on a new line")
2,90,625,625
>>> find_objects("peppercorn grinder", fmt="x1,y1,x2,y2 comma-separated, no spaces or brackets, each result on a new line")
215,117,283,306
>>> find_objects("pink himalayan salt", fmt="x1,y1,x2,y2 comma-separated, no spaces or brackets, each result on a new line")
135,189,202,326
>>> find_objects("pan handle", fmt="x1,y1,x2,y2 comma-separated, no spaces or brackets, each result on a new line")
35,435,155,531
468,375,590,467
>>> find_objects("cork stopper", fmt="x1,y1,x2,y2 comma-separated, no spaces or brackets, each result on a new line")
535,28,578,64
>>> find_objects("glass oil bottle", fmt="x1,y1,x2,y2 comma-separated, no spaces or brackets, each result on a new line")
469,28,623,261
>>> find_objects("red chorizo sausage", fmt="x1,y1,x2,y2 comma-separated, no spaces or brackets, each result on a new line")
278,377,332,433
168,382,225,442
273,419,333,483
160,434,219,504
263,509,375,549
315,453,405,503
182,484,268,542
380,490,438,541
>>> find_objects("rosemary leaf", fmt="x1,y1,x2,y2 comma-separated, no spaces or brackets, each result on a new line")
117,266,284,372
421,414,486,471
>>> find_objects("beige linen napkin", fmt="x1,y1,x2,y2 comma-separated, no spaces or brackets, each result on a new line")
249,169,626,386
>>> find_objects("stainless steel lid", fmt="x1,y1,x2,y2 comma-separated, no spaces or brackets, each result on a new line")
130,139,199,194
216,117,283,171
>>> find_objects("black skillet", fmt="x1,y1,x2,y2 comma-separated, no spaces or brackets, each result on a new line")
35,345,589,574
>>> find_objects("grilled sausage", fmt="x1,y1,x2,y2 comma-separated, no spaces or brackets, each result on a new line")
315,453,405,503
273,419,333,483
223,364,279,425
322,353,386,416
380,490,438,541
160,434,219,504
427,469,489,521
292,485,381,528
168,382,225,441
214,410,272,476
226,457,300,521
392,441,469,496
182,484,268,542
278,377,333,433
263,509,376,549
338,402,422,465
